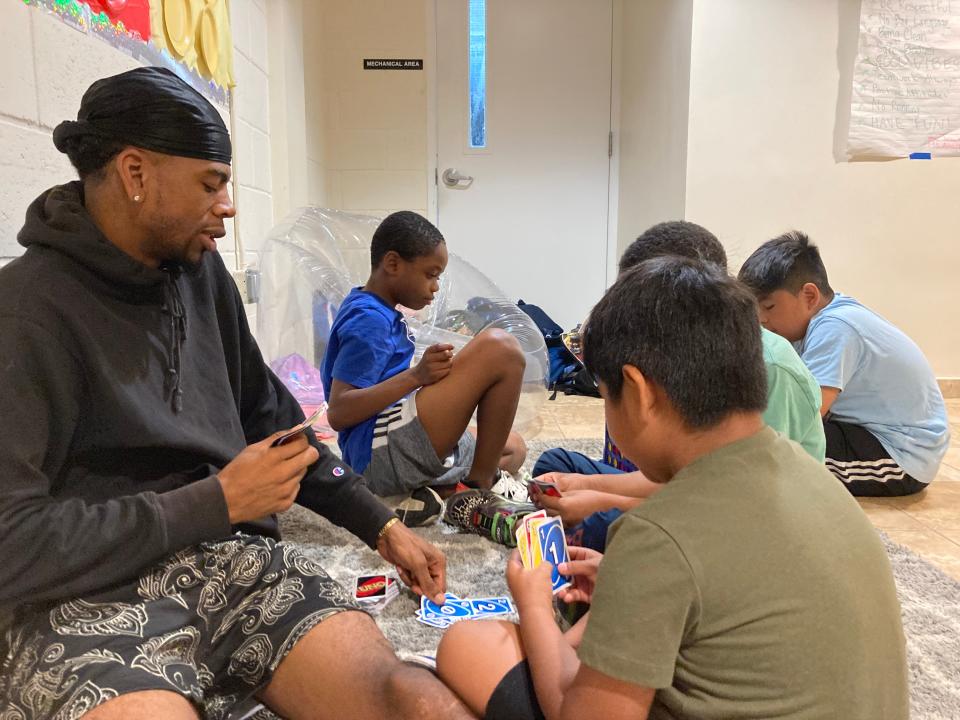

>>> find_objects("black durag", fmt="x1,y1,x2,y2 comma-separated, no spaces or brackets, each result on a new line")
53,66,232,164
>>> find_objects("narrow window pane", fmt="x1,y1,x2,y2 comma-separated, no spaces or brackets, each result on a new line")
468,0,486,148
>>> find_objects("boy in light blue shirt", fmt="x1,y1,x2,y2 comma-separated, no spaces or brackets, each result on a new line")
739,231,949,496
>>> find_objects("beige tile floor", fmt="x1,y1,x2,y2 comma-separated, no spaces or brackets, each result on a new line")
532,394,960,582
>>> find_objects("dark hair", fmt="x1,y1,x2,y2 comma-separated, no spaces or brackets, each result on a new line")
583,256,767,428
619,221,727,274
370,211,445,268
58,133,126,183
737,231,834,298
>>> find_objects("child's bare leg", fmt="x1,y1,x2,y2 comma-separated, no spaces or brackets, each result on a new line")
468,429,527,475
415,329,525,489
436,620,526,717
500,432,527,475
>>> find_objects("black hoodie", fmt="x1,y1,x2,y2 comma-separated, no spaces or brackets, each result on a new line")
0,182,394,610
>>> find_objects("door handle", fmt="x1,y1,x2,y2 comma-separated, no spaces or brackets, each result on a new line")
441,168,474,189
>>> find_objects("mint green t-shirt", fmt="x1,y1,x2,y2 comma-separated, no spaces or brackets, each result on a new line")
762,328,826,462
578,428,908,720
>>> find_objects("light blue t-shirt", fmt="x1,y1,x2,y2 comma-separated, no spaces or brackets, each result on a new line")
795,293,949,484
320,288,414,473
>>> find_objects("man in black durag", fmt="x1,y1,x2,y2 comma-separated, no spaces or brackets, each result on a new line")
0,67,471,720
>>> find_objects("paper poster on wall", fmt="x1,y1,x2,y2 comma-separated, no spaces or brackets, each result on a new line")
847,0,960,158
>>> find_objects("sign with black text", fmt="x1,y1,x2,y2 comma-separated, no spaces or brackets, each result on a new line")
364,58,424,70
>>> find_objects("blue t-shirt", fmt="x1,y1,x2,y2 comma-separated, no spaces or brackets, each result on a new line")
321,288,414,472
796,293,949,484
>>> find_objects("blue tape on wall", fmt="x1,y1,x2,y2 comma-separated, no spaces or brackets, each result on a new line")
909,153,932,160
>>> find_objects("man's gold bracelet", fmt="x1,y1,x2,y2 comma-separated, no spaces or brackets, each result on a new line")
378,517,400,539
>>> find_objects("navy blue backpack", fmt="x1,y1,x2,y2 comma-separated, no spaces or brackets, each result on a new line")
517,300,599,398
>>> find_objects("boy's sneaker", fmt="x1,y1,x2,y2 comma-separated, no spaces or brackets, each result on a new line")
398,651,438,674
394,486,444,528
444,489,536,547
490,468,532,502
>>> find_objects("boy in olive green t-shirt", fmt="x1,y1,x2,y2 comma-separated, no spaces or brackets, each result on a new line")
436,256,907,720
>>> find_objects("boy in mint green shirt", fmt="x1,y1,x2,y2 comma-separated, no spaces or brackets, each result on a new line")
531,222,824,549
761,327,826,460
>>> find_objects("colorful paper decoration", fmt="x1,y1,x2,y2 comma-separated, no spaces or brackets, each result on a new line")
85,0,150,40
24,0,234,97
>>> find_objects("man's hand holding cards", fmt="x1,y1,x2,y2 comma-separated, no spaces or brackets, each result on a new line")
515,510,571,594
272,403,327,447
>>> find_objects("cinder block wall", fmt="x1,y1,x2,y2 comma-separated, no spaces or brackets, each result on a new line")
0,0,276,282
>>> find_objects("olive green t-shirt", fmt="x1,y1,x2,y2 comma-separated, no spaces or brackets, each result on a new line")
578,428,908,720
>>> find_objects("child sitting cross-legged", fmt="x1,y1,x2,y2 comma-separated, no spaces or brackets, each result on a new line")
321,211,529,527
435,256,909,720
738,231,949,496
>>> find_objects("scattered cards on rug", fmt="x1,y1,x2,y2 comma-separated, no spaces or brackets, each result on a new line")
515,510,571,594
354,574,399,614
416,593,516,629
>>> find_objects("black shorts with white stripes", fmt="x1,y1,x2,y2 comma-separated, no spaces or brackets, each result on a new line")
823,419,926,497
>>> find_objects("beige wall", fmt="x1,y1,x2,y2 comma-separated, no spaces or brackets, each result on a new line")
303,0,429,218
615,0,694,260
685,0,960,377
267,0,310,224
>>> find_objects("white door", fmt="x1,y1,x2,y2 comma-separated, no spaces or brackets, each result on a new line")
434,0,614,331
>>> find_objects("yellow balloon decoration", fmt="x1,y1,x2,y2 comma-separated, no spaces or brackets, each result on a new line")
150,0,234,89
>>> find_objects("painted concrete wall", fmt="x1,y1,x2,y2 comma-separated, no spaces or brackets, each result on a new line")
303,0,429,218
0,0,276,281
0,1,137,258
614,0,694,261
685,0,960,377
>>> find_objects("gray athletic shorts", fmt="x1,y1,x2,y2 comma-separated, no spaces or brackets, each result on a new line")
0,535,358,720
364,392,476,496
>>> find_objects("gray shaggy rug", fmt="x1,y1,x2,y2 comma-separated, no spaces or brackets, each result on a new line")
268,439,960,720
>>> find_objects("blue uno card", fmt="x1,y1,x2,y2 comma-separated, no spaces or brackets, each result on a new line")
468,597,514,617
536,518,571,594
421,593,472,621
415,610,453,629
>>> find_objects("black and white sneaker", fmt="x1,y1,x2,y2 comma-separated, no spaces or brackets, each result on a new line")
394,486,444,527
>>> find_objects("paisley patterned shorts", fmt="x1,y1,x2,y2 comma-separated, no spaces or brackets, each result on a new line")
0,535,359,720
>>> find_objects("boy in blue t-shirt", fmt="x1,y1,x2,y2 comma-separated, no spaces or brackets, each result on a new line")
739,231,949,496
321,211,529,523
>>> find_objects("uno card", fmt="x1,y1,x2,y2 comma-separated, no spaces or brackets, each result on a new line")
529,479,563,498
420,593,471,622
354,575,390,600
516,524,531,568
272,403,327,447
536,518,572,594
521,510,546,553
415,610,453,629
526,516,553,567
468,597,514,617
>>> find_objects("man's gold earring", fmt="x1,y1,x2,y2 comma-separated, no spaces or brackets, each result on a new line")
133,195,142,202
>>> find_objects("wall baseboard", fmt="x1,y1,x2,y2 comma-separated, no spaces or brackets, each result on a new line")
938,378,960,399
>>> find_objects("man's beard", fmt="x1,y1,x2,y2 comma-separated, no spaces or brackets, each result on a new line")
144,221,203,268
